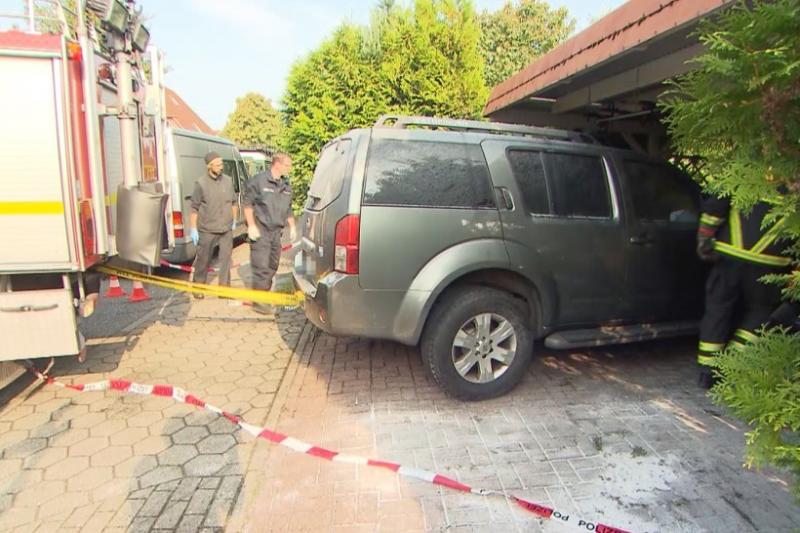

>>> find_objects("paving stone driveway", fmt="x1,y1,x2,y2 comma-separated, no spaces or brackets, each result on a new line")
229,331,799,533
0,248,797,531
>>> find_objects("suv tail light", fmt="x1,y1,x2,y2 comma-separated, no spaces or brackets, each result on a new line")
172,211,184,238
334,214,360,274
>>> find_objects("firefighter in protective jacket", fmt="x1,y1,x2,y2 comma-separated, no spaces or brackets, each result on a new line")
696,196,791,388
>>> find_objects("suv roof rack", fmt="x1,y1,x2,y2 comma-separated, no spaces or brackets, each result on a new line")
374,115,596,144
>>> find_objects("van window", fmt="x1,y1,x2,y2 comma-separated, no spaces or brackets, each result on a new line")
623,160,699,223
223,160,239,192
545,153,611,218
363,139,495,209
307,139,352,211
507,150,549,215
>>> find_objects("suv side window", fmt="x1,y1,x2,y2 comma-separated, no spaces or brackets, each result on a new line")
623,160,699,223
364,139,495,208
507,150,549,215
545,152,611,218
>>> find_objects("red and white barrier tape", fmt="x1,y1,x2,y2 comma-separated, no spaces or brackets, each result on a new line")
28,370,631,533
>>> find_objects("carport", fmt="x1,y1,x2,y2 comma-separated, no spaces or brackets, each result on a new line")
483,0,737,156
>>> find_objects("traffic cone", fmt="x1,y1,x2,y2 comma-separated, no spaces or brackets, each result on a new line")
128,281,151,302
105,276,126,298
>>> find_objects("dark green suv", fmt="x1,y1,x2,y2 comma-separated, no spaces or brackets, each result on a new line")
293,116,703,400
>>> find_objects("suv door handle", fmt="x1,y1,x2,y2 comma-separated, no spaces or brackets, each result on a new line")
495,187,514,210
629,234,654,245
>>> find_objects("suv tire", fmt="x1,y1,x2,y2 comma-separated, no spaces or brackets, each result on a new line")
421,286,533,400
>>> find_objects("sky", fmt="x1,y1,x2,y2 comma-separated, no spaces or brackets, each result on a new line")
1,0,625,129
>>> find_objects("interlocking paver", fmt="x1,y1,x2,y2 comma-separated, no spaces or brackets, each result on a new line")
90,445,133,467
14,480,65,506
70,412,107,430
66,466,113,492
171,477,202,501
92,477,133,503
197,434,236,454
3,437,48,459
43,456,89,480
0,507,36,530
132,435,169,456
172,426,209,444
184,454,228,477
138,489,170,517
0,405,34,423
153,500,188,528
68,436,108,457
176,513,204,532
89,419,127,438
37,491,90,521
22,446,67,470
156,444,198,466
2,246,798,532
138,466,183,489
113,454,157,478
185,489,215,515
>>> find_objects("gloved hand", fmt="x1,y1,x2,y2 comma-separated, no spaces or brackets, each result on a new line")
247,224,261,241
190,228,199,246
696,234,718,262
232,221,236,232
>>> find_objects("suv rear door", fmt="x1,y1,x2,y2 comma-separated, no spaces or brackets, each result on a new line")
616,157,704,320
482,140,631,326
297,136,357,286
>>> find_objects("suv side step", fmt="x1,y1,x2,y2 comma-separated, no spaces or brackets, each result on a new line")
543,321,698,350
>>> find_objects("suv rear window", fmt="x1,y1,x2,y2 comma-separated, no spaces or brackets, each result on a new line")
363,139,495,209
307,139,352,211
546,152,611,218
507,150,549,215
623,160,699,223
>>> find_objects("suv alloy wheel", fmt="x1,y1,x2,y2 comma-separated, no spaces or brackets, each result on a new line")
421,286,533,400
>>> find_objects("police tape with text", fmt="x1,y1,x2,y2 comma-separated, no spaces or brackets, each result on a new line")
27,365,633,533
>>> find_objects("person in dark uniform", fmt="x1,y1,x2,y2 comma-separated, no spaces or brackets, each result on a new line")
696,195,791,388
243,153,296,315
189,151,237,298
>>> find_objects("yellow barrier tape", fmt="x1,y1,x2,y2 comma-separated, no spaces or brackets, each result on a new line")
0,201,64,215
97,265,305,306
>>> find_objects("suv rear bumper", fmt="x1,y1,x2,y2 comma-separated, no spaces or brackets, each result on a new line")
293,266,418,345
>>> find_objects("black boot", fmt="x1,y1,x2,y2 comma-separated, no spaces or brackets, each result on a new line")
698,369,717,390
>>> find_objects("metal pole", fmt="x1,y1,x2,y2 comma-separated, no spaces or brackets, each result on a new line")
116,47,139,189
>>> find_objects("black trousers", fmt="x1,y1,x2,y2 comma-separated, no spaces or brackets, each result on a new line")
698,257,784,365
192,230,233,286
250,225,282,291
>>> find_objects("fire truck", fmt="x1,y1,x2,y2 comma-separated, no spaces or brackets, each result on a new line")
0,1,173,388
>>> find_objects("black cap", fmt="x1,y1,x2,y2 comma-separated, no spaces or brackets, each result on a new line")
204,151,221,164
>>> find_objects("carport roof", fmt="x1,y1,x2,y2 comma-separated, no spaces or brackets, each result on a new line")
483,0,735,117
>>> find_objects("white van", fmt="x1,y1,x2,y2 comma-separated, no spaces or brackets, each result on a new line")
162,128,249,263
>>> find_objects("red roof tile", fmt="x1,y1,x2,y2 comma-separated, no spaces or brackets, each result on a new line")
484,0,735,116
164,87,215,135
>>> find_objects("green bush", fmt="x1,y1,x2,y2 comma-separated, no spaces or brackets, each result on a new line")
709,330,800,498
662,0,800,497
281,0,573,211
